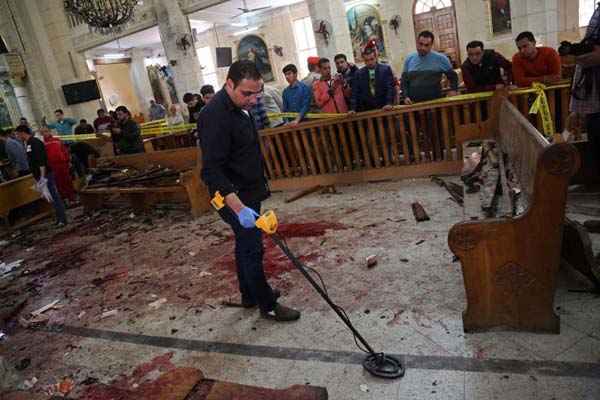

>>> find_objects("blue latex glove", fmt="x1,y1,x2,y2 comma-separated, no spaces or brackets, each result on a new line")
237,207,259,228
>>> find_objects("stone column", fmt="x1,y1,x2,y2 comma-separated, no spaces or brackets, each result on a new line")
130,48,156,106
154,0,203,102
306,0,354,62
10,78,35,127
511,0,560,48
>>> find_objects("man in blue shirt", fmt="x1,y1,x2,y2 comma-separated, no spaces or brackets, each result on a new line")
282,64,311,126
46,109,77,136
401,30,459,104
0,128,29,177
349,47,395,113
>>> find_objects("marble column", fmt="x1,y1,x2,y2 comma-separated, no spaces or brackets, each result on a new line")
10,78,35,126
154,0,204,102
130,48,156,106
306,0,354,62
511,0,560,48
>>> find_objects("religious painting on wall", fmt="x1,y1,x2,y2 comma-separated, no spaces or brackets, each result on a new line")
347,4,386,62
238,35,274,82
491,0,511,34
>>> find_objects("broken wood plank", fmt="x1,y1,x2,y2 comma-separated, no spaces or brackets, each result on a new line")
411,202,430,222
30,300,60,316
285,185,323,203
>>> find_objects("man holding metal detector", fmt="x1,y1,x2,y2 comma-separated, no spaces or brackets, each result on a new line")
198,60,300,322
200,60,404,379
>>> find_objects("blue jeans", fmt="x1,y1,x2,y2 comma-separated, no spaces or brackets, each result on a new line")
219,201,277,313
46,172,67,224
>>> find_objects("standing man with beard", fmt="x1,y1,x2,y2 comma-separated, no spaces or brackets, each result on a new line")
113,106,144,155
199,60,301,322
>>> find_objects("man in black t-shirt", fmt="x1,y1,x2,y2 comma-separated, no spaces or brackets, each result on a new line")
113,106,144,154
15,125,67,226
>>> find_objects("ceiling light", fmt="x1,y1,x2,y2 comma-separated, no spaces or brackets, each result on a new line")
232,26,259,36
103,53,126,59
231,22,247,27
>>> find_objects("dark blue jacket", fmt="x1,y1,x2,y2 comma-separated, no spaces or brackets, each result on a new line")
350,63,395,112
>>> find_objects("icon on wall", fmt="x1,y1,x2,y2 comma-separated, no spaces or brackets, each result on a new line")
238,35,274,82
491,0,512,34
347,4,386,62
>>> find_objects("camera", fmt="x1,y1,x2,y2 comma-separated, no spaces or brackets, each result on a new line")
558,39,595,57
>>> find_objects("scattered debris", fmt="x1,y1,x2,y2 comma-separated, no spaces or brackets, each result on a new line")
583,220,600,234
431,176,464,205
366,255,378,269
189,251,197,257
22,376,38,389
199,271,213,278
14,358,30,371
400,258,409,263
360,384,370,393
416,240,425,246
411,202,430,222
19,314,50,328
285,185,324,203
0,259,24,276
81,377,99,385
148,298,167,309
57,377,75,395
100,309,118,319
78,311,86,319
30,300,61,317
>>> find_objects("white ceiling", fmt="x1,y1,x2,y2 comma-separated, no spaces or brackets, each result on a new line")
89,0,305,57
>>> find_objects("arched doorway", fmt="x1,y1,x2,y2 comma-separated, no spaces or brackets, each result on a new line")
413,0,461,66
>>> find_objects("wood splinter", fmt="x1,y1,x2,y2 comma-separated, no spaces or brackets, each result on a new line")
411,202,430,222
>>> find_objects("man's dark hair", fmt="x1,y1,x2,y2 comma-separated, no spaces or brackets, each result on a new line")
226,60,262,88
318,57,330,67
19,117,27,122
0,128,9,137
200,85,215,96
418,30,435,42
467,40,484,50
15,125,32,135
80,119,87,124
362,46,377,57
516,31,536,43
183,92,195,103
97,109,105,115
54,109,64,114
115,105,130,115
334,53,347,62
282,64,297,74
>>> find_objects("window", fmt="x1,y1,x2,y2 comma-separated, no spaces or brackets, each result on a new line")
197,46,219,88
293,17,317,77
415,0,452,14
580,0,596,27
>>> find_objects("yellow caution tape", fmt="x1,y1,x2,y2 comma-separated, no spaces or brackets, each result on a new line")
528,83,555,137
55,123,195,142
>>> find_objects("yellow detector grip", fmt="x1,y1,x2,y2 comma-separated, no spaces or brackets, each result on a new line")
210,191,225,210
255,210,278,235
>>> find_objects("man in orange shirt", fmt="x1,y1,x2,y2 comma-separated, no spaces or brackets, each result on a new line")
313,58,350,113
512,31,561,87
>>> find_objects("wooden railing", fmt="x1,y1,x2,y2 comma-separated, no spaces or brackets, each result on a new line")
260,84,572,191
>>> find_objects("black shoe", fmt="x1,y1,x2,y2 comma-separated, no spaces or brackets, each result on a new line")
242,289,281,308
261,304,301,322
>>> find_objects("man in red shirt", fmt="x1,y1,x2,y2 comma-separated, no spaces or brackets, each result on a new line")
512,31,561,87
313,58,350,113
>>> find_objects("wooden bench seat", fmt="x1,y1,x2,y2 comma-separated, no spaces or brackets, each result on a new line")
80,148,210,216
448,91,580,334
0,174,53,229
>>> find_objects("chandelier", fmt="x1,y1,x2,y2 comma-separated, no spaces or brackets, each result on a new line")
64,0,139,35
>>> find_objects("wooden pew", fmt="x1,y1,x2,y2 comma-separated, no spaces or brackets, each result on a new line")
448,92,580,333
0,175,53,229
79,148,210,217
